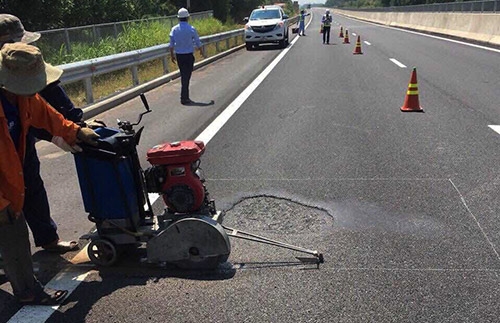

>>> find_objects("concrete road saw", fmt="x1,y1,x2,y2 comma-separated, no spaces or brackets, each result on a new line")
75,94,324,269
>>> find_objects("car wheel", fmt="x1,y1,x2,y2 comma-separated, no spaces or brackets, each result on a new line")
285,30,289,44
279,38,286,48
246,43,252,51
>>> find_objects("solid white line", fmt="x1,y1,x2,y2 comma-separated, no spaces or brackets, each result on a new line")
488,125,500,135
8,268,91,323
341,15,500,54
196,32,299,143
389,58,407,68
364,41,371,45
9,17,303,323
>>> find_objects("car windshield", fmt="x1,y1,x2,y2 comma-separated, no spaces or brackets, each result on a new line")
250,9,281,20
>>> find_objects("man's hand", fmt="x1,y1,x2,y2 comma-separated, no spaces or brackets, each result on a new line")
199,47,204,57
51,136,82,153
76,127,100,146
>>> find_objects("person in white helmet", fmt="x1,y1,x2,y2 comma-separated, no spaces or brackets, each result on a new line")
321,9,332,44
169,8,204,105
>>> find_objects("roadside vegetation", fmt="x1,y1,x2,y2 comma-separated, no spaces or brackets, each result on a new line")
39,17,240,65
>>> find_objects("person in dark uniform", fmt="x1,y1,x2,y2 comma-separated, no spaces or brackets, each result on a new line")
321,10,332,44
169,8,204,105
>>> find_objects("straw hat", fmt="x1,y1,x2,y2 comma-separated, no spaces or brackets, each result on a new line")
0,14,40,45
0,43,62,95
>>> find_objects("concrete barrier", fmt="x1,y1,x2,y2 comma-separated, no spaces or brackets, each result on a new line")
335,9,500,46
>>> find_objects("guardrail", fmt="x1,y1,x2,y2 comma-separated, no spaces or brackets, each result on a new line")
59,29,244,105
59,15,299,107
342,0,499,13
38,11,213,55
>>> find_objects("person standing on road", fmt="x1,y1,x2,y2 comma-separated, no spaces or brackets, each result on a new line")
298,9,310,36
0,42,99,305
321,10,332,44
169,8,204,105
0,14,86,253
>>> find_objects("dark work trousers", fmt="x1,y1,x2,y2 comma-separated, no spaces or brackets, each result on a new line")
23,132,59,247
0,213,42,299
176,53,195,102
323,26,331,44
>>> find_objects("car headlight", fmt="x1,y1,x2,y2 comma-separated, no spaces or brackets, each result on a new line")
245,24,252,31
275,22,284,30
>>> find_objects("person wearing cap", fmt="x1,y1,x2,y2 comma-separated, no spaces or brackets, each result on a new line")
0,42,99,305
321,9,332,44
169,8,204,105
298,9,310,36
0,14,85,253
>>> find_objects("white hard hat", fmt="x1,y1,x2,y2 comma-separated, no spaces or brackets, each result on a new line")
326,9,330,14
178,8,190,18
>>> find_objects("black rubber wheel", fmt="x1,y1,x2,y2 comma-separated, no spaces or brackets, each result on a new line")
88,239,118,267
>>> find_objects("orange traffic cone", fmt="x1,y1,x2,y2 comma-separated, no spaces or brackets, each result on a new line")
401,67,423,112
353,35,363,54
339,26,344,38
343,29,350,44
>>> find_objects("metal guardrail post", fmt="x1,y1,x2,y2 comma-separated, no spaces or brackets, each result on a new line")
131,66,139,86
162,56,169,74
215,40,220,53
113,23,118,38
226,38,230,50
84,78,94,104
64,29,71,54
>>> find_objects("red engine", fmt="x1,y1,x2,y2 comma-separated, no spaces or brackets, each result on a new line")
145,140,207,214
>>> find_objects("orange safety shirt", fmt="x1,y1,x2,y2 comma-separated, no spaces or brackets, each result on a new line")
0,94,80,213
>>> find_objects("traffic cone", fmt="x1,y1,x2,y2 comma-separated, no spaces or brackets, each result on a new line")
353,35,363,54
343,29,350,44
339,26,344,38
401,67,423,112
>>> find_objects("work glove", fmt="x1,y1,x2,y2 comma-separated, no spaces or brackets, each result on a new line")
76,127,100,146
0,205,19,226
85,119,107,129
51,136,82,153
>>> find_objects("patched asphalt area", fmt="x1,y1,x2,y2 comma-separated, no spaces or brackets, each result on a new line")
42,179,500,322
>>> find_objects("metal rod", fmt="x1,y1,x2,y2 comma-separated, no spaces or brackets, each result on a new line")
223,225,319,256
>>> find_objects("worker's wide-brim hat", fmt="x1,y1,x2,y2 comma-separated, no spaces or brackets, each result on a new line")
0,14,41,45
0,42,62,95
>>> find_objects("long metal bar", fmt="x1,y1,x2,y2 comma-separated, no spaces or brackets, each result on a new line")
223,225,319,257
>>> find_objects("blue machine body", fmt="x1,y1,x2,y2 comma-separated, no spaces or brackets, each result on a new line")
74,127,139,220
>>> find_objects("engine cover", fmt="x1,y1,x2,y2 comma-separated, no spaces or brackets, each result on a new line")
146,141,206,213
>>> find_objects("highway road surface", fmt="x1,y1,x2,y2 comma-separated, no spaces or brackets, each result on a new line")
1,8,500,323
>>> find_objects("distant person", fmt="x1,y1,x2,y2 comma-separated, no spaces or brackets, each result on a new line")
0,14,84,253
0,42,99,305
169,8,204,105
298,9,310,36
321,9,332,44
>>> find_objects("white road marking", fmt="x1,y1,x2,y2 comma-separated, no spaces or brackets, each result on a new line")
342,15,500,54
364,41,371,45
488,125,500,135
8,13,306,323
352,32,357,36
196,28,301,144
389,58,407,68
7,268,91,323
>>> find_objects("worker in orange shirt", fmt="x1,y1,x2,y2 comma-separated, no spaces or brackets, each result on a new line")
0,43,99,305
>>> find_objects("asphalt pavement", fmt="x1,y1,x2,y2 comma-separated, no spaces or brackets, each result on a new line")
2,8,500,322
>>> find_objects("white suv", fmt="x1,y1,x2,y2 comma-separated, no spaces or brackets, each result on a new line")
244,6,289,50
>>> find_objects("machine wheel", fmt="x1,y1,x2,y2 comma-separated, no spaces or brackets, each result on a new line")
88,239,118,267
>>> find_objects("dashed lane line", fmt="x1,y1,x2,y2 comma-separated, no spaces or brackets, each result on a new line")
390,58,407,68
488,125,500,135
